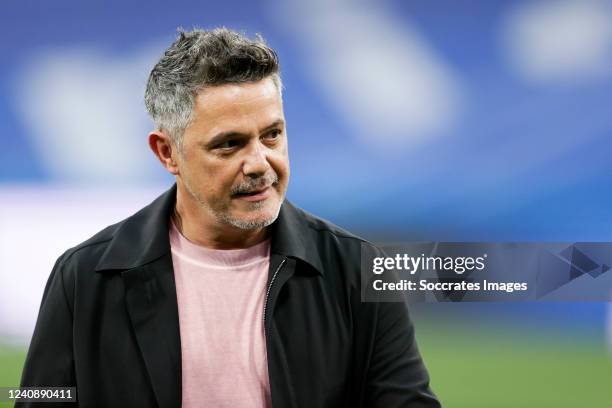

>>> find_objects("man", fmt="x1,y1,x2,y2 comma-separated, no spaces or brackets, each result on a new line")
19,28,440,407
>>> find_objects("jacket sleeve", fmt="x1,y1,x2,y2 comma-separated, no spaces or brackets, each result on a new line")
365,300,442,407
16,252,77,408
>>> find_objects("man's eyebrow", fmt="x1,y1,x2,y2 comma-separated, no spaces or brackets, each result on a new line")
259,119,285,133
205,119,285,148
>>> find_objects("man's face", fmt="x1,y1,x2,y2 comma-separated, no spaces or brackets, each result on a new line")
176,77,289,231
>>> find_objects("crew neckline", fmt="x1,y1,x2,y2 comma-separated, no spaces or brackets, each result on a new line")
169,220,271,268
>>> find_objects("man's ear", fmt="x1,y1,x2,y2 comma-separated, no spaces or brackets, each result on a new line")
148,130,180,175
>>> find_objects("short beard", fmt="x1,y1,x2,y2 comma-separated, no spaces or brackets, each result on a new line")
181,172,282,231
217,200,281,230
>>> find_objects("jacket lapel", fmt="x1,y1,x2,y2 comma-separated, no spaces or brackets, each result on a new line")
123,254,182,408
95,186,182,407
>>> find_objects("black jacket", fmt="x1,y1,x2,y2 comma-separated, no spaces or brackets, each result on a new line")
19,185,440,408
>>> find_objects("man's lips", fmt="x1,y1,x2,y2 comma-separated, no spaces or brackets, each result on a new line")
233,186,272,202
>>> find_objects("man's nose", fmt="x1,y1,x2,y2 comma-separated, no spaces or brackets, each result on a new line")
242,142,271,177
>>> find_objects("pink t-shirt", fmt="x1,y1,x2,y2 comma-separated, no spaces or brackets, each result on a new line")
170,221,272,408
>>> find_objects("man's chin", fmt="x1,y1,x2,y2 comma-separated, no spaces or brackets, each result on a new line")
222,205,281,230
224,214,277,230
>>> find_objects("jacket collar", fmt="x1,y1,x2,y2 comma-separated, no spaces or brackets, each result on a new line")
95,184,325,275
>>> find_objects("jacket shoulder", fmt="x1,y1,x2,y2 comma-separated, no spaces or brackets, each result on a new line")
295,206,377,250
289,205,385,282
57,219,124,271
296,207,368,243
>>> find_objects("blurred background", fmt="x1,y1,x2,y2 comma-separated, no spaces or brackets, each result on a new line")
1,0,611,406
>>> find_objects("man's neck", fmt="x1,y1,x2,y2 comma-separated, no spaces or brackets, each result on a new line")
173,199,269,250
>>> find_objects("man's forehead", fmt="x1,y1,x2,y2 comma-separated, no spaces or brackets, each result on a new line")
194,78,281,112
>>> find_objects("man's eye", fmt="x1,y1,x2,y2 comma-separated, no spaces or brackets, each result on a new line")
217,140,240,149
264,129,281,140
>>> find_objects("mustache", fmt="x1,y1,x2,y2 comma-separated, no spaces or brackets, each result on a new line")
230,173,279,196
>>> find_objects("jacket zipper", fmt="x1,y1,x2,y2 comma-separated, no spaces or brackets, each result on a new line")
263,257,286,331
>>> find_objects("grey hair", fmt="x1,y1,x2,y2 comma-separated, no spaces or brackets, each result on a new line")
144,27,282,150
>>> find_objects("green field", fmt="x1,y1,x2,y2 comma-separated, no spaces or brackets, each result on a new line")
415,319,612,408
1,322,610,407
0,345,26,408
